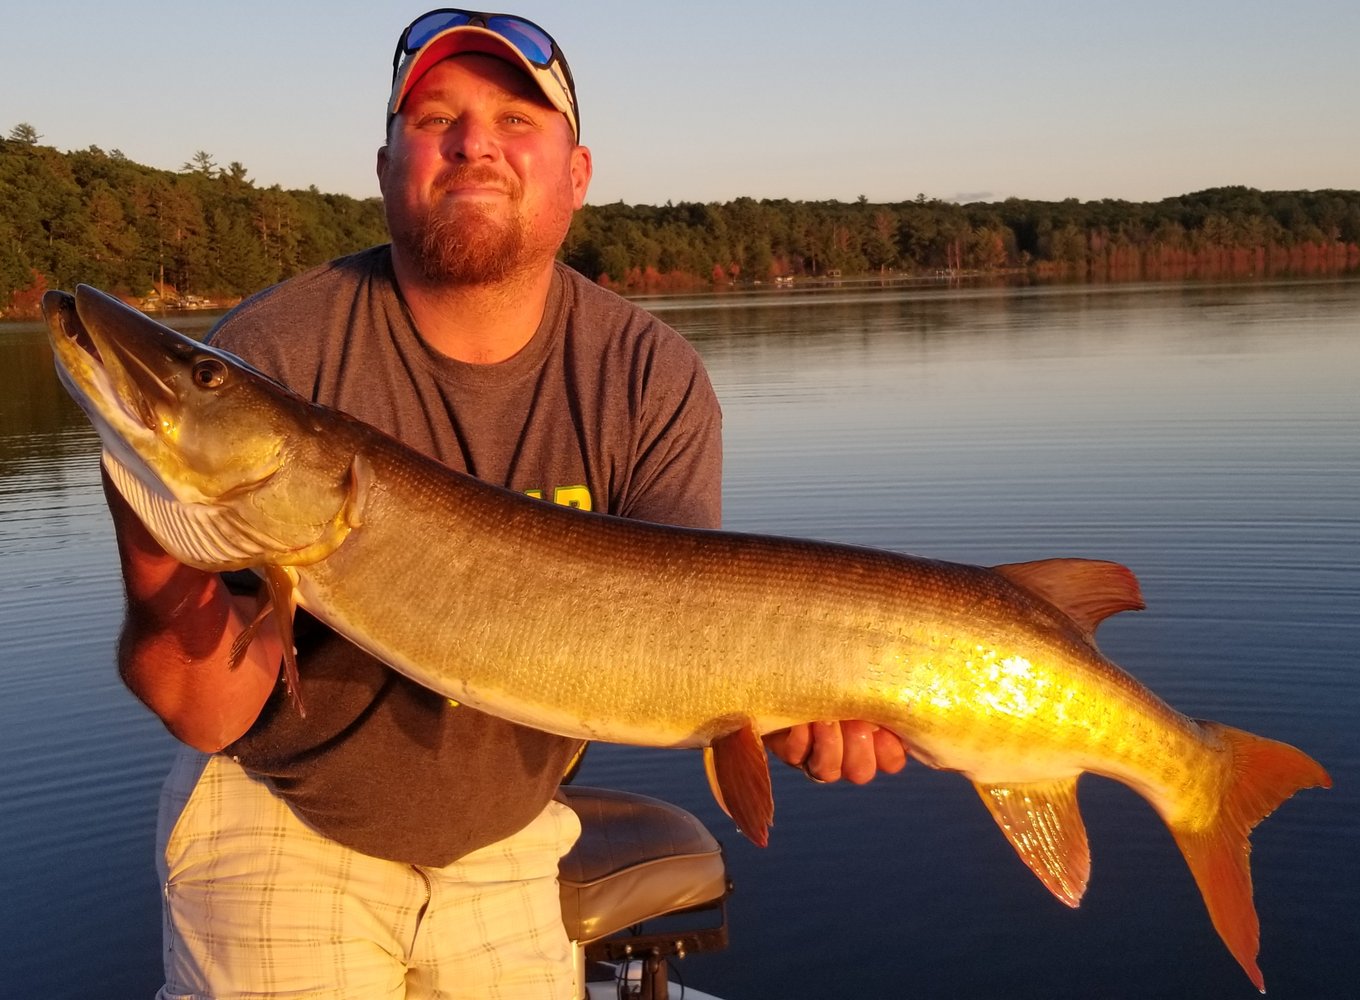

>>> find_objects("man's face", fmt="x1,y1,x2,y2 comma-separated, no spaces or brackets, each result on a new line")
378,53,591,285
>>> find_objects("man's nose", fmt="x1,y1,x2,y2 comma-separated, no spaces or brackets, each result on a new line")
447,119,498,160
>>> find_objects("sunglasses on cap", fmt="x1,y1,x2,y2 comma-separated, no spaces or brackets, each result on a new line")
390,8,579,138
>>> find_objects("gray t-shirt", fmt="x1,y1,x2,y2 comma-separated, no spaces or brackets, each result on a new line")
211,246,723,865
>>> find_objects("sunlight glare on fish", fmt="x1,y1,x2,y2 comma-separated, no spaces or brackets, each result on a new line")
980,652,1043,718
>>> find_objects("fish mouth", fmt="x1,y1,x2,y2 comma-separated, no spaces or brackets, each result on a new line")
43,287,210,503
43,289,159,440
59,297,104,366
102,333,181,433
44,287,292,567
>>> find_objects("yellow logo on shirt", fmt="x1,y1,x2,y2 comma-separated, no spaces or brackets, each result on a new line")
522,485,593,511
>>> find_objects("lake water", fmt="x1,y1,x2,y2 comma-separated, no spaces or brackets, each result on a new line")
1,278,1356,999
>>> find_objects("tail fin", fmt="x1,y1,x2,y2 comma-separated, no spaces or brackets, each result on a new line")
1169,722,1330,992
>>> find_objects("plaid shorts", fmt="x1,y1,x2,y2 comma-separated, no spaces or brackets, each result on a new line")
155,749,581,1000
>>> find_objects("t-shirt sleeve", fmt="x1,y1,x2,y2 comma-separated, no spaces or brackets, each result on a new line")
617,326,724,531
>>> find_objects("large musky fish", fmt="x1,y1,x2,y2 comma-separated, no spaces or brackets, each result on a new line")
45,285,1328,991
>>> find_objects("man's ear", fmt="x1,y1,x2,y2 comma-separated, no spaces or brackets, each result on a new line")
570,144,593,210
376,145,390,195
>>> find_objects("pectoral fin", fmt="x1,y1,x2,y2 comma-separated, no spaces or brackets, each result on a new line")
225,564,305,718
262,564,305,718
976,776,1089,907
703,722,774,847
228,587,275,671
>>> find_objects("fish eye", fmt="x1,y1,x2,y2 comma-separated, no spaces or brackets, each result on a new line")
191,358,228,388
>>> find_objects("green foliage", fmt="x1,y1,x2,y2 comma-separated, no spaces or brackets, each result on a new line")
564,189,1360,291
182,149,217,176
0,141,387,312
2,136,1359,313
6,123,41,145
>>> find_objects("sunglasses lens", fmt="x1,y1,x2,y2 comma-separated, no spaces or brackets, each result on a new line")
404,12,555,67
406,12,473,52
485,16,554,65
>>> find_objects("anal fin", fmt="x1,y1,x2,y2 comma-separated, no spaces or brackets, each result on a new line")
976,776,1089,907
703,722,774,847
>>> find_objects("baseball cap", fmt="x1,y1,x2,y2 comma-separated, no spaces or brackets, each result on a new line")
388,9,580,140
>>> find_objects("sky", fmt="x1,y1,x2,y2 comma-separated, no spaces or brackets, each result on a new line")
4,0,1358,207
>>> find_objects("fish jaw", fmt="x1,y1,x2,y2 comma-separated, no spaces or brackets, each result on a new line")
43,286,361,571
44,289,169,493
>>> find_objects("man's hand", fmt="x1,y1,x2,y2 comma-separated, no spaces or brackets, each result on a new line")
765,721,908,784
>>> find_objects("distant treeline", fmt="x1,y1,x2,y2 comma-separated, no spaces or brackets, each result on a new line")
565,188,1360,294
1,130,389,317
4,126,1359,316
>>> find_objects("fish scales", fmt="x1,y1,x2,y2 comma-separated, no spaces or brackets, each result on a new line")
44,284,1330,991
301,434,1207,788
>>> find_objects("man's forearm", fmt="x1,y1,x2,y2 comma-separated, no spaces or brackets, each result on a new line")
117,582,281,752
104,469,280,751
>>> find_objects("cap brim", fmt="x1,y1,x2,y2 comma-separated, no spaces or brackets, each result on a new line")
388,25,577,138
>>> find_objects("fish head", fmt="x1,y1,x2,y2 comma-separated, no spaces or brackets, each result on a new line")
44,285,361,570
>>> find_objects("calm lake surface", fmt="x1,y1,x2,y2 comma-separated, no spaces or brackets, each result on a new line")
1,278,1356,999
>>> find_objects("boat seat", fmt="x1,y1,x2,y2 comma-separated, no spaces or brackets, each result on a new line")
558,786,730,947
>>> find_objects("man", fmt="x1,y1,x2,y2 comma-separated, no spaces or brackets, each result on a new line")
107,10,905,998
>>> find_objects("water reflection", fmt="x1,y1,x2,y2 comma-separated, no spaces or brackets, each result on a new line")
2,283,1357,999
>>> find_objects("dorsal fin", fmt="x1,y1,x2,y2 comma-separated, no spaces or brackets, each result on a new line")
992,558,1145,640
